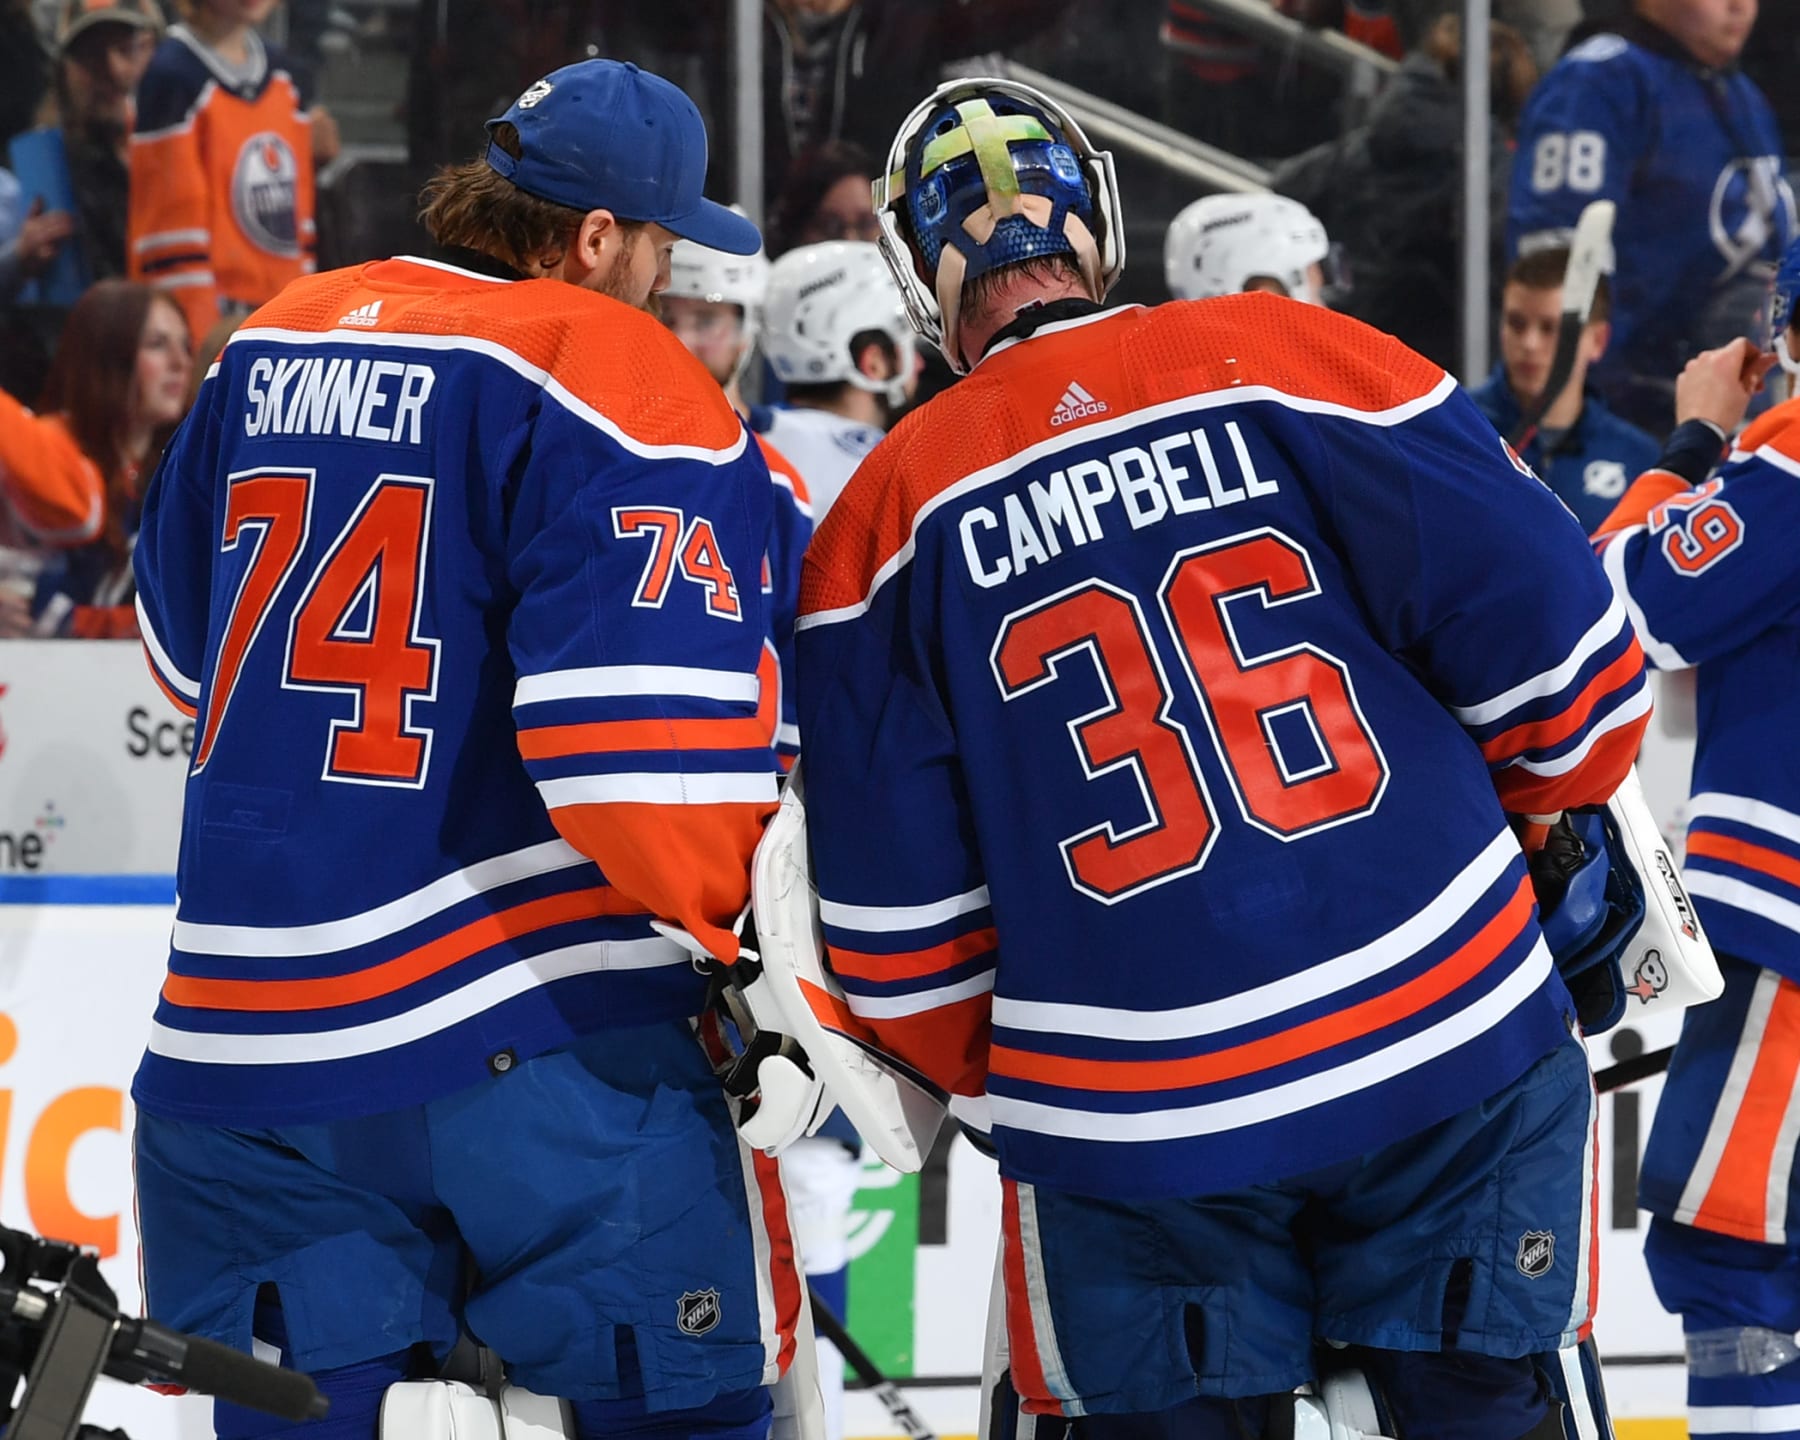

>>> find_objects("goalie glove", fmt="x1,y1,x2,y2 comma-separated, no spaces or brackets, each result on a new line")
663,916,835,1157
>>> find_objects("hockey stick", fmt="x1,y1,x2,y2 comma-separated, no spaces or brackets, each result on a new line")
1507,199,1617,451
808,1286,939,1440
1594,1043,1673,1094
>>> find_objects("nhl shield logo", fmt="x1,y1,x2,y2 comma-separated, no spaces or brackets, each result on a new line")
677,1289,721,1336
1516,1230,1555,1279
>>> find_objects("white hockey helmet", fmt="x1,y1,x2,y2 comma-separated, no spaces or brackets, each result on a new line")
1163,193,1330,303
666,234,770,345
761,241,915,406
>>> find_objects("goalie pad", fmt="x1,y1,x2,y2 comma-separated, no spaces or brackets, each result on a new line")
745,766,949,1174
379,1381,572,1438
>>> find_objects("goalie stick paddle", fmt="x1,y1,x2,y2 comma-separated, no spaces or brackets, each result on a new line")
1507,199,1617,451
809,1286,939,1440
1594,1043,1673,1094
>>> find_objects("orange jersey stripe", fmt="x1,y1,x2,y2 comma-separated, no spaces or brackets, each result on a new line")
144,653,200,718
990,877,1534,1094
1491,705,1647,815
1479,647,1646,763
1593,470,1688,540
829,927,999,984
163,886,642,1011
1687,831,1800,892
515,717,773,761
1695,979,1800,1241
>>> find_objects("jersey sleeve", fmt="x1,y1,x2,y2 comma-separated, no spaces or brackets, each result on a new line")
1592,445,1800,670
132,373,224,717
0,391,103,545
1319,355,1650,816
761,445,813,768
1507,43,1645,255
128,65,219,341
794,447,995,1098
507,401,779,965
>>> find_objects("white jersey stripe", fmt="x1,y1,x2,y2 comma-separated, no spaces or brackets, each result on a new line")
1567,1073,1599,1342
820,884,992,935
1675,967,1781,1224
797,372,1462,633
844,968,996,1020
133,228,211,254
1448,595,1631,726
227,322,751,465
1014,1182,1082,1412
986,938,1549,1142
1690,793,1800,850
1602,530,1691,671
174,838,589,956
994,828,1519,1042
149,937,690,1063
1558,1348,1601,1440
1688,1403,1800,1434
1765,1043,1800,1244
1686,872,1800,937
136,596,202,702
536,772,776,808
514,664,760,707
1503,683,1651,776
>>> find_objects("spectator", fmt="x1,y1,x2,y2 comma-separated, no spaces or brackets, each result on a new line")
1469,247,1661,532
0,0,50,153
1508,0,1791,434
128,0,317,344
0,279,191,637
7,0,162,296
758,0,1071,213
766,140,878,258
0,179,75,300
1274,13,1538,370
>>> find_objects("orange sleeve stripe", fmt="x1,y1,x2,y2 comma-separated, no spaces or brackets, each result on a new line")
549,798,772,966
162,886,642,1010
145,658,200,718
829,927,999,984
1694,978,1800,1242
991,878,1534,1095
1593,470,1689,539
516,717,774,761
1491,711,1648,816
1479,646,1646,763
856,993,992,1098
1687,831,1800,891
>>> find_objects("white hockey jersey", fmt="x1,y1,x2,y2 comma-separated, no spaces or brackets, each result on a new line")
752,405,884,519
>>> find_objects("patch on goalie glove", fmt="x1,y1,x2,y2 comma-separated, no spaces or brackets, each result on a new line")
1516,1230,1555,1279
677,1289,722,1336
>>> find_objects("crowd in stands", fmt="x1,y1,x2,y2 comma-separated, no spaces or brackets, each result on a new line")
0,0,1790,638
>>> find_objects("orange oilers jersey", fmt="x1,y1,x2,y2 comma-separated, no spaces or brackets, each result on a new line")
0,391,103,548
128,25,316,343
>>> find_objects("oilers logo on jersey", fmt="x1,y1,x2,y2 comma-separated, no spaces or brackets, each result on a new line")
231,132,302,258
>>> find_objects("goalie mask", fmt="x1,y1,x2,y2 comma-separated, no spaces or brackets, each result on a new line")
873,77,1125,373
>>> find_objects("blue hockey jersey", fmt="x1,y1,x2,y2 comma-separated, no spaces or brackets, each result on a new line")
1468,368,1662,533
795,298,1651,1201
1596,398,1800,984
756,435,812,768
1508,22,1794,415
132,254,779,1125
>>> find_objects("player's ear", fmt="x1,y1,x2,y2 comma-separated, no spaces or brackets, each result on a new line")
1580,318,1611,365
564,208,618,284
854,336,896,383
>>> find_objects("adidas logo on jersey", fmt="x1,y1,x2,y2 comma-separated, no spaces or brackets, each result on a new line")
1050,382,1107,428
338,300,383,329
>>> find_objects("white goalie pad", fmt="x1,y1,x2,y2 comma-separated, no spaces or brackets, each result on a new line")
1608,766,1722,1013
379,1382,572,1438
744,767,949,1174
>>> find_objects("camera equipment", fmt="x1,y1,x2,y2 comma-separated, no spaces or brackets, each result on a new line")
0,1223,327,1439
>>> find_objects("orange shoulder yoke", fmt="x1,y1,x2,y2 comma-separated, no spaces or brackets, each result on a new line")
1738,394,1800,461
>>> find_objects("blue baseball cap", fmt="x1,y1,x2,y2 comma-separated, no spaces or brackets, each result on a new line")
485,60,761,257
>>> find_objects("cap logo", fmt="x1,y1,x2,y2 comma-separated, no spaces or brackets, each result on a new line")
516,79,553,109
